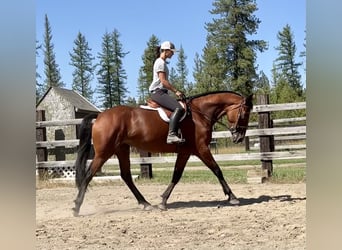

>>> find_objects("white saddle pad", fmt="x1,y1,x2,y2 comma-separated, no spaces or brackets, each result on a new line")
140,103,186,123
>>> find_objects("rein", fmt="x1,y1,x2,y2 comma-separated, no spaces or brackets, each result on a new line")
188,99,246,132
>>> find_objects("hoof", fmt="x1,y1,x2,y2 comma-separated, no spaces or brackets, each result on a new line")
158,204,167,211
72,207,80,217
229,198,240,205
143,204,154,211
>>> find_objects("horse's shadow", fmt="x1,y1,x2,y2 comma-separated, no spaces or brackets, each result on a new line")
166,195,306,209
76,195,306,216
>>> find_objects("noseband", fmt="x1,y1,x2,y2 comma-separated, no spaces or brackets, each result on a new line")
228,100,249,133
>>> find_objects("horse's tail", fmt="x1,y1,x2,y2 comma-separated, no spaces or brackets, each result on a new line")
75,113,99,190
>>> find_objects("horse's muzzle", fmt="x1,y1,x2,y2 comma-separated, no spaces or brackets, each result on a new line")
231,130,246,144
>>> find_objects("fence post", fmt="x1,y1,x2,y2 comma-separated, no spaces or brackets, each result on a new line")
36,110,48,180
55,129,66,161
139,150,152,179
256,94,274,178
244,136,250,151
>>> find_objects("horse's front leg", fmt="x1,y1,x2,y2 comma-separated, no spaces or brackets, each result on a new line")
159,153,190,210
196,147,240,205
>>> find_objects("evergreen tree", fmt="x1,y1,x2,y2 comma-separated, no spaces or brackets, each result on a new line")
125,96,137,107
43,14,64,90
36,40,44,103
254,70,270,94
269,63,305,118
203,0,267,96
200,44,227,92
96,31,115,109
96,30,128,109
274,24,302,96
192,53,206,95
69,32,95,102
137,35,160,104
137,68,146,104
169,67,179,91
173,45,188,94
270,75,305,118
110,29,128,105
300,30,306,72
167,67,179,99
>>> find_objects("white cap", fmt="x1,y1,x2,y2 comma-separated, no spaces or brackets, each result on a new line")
160,41,176,52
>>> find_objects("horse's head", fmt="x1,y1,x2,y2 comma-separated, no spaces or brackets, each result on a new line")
226,94,253,143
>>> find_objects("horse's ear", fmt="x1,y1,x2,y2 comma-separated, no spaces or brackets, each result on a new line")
245,94,254,107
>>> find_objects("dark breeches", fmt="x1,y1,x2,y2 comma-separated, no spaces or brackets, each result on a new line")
151,88,183,111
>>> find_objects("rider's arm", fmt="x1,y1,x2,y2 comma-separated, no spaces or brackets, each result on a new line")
158,71,183,97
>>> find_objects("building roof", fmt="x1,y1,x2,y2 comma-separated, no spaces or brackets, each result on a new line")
37,87,101,113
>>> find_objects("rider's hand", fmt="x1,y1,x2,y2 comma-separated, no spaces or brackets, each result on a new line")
175,90,186,99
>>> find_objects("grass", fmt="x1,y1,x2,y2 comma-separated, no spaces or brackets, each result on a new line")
36,166,306,190
135,169,248,185
132,166,306,185
101,158,306,173
89,155,306,186
268,167,306,183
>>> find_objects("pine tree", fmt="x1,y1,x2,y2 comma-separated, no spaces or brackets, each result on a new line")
254,70,270,94
271,75,304,118
137,68,147,104
274,24,303,96
192,53,205,95
173,45,188,94
300,30,306,73
43,14,64,90
203,0,267,96
166,67,178,99
125,97,137,107
36,40,44,103
137,35,160,104
199,45,227,92
96,29,128,109
97,31,115,109
169,67,178,89
111,29,128,105
69,32,95,102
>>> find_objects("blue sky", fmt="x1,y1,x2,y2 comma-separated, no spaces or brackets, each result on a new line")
36,0,306,102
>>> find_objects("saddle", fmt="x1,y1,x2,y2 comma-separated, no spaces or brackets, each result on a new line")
140,98,188,122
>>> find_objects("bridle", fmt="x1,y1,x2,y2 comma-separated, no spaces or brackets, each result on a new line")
227,102,249,134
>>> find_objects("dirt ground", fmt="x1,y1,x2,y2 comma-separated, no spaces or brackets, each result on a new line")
36,182,306,250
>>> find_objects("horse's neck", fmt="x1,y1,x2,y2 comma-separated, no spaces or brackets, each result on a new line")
191,94,240,121
193,94,241,111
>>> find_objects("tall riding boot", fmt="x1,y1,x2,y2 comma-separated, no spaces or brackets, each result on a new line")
167,108,185,144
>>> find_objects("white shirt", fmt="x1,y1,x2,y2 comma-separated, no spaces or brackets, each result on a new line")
149,58,169,92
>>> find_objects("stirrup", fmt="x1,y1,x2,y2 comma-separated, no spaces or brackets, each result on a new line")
166,134,185,144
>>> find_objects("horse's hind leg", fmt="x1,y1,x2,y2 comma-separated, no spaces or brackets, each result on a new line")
73,156,108,216
116,144,152,210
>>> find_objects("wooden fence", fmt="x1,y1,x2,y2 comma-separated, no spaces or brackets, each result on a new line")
36,97,306,181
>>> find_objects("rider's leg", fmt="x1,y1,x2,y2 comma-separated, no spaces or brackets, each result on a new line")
167,107,185,144
151,89,185,144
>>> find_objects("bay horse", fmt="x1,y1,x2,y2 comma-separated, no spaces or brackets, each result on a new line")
73,91,253,216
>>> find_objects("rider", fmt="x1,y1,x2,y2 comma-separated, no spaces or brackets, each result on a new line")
149,41,185,144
